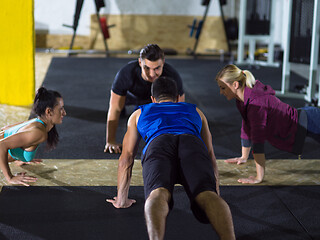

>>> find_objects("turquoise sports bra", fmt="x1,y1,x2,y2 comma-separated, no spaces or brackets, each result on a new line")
4,118,46,162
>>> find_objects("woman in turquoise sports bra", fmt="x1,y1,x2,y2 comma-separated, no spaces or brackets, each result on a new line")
0,87,66,186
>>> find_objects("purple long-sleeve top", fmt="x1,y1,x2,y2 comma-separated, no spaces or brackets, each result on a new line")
236,80,299,154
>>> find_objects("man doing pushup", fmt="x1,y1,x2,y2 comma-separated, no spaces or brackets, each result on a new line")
107,77,235,240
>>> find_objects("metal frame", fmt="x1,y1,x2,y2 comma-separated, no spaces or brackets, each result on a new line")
276,0,320,106
64,0,109,57
236,0,279,67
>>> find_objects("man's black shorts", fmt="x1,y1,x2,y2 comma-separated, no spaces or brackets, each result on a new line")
141,134,217,223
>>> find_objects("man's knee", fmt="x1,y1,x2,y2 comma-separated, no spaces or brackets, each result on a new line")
195,190,220,207
147,187,171,203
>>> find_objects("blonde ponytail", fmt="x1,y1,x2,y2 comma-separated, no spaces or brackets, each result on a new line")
216,64,256,89
242,70,255,88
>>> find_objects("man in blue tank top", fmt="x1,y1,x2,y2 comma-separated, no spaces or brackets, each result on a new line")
107,77,235,240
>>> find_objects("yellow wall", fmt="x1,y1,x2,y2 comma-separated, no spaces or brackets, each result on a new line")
0,0,35,106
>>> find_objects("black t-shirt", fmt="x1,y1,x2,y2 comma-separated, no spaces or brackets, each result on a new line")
111,60,184,101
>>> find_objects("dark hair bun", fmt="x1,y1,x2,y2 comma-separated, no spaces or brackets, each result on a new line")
35,87,48,100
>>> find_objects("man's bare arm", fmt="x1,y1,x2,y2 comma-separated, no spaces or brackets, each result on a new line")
107,110,141,208
196,108,219,194
105,91,126,153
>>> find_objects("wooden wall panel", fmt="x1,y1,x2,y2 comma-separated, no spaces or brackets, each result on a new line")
35,15,228,55
90,14,228,54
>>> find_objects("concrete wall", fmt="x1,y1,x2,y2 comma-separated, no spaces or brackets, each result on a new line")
34,0,287,52
35,0,227,35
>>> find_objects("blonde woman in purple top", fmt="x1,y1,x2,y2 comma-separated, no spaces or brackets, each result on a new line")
215,64,320,184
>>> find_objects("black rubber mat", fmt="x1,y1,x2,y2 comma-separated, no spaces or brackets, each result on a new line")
36,57,319,159
0,185,318,240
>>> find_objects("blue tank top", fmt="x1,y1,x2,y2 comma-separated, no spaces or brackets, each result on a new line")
137,102,202,154
4,118,46,162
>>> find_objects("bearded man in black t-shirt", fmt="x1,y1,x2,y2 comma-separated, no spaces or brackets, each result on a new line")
104,44,185,154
